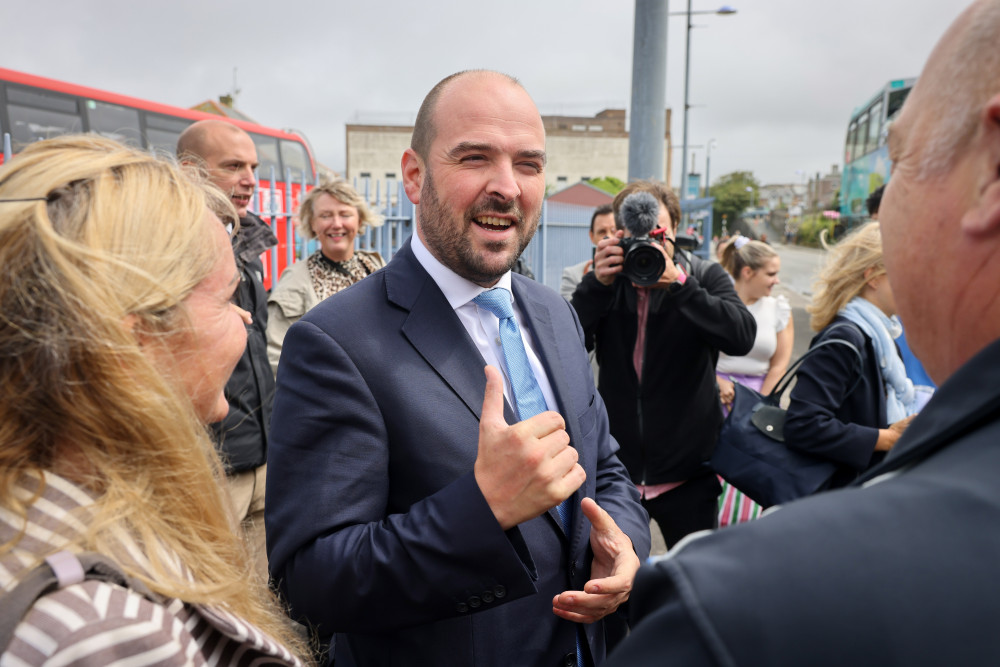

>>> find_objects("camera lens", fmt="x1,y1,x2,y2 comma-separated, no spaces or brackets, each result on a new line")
622,241,666,286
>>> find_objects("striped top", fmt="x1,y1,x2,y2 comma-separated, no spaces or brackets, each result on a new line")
1,472,302,667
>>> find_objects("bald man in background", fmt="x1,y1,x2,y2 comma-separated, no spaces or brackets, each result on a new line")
178,120,276,583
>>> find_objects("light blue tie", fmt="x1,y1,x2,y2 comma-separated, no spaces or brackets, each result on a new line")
473,288,574,533
473,287,582,667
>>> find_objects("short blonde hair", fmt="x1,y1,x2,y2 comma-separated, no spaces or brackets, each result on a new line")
297,179,383,240
808,222,885,331
0,135,307,661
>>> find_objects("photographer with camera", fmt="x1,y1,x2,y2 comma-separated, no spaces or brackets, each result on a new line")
571,180,756,547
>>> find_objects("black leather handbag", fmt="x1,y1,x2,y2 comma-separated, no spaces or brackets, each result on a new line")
711,327,863,508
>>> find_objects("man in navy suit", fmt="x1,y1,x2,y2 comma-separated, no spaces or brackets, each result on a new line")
265,70,650,666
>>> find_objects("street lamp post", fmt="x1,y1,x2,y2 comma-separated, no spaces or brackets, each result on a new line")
672,4,736,200
704,138,716,197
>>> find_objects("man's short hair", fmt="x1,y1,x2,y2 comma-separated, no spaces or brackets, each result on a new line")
612,181,681,232
410,70,522,160
866,184,886,217
590,204,614,233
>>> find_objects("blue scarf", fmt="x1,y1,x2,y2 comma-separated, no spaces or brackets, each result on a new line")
840,297,918,422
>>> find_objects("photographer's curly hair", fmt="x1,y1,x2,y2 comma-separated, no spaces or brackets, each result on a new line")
612,180,681,232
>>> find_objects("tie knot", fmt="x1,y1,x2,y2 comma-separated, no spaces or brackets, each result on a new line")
473,288,514,320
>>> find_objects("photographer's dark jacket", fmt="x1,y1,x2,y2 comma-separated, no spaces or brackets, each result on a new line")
571,253,755,484
210,212,277,474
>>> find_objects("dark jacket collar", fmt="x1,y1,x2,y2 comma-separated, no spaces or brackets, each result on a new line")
234,212,278,265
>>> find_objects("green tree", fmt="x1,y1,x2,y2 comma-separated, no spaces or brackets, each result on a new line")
707,171,760,237
586,176,626,196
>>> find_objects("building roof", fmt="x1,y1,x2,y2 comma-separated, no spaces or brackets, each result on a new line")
546,181,614,206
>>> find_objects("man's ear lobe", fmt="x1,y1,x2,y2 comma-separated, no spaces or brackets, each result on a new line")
401,149,424,205
962,94,1000,237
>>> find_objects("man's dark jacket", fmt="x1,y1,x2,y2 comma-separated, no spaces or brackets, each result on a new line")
571,252,755,484
606,337,1000,667
210,212,277,473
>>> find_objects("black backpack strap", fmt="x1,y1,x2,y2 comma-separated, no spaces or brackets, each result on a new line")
769,322,866,400
0,551,157,653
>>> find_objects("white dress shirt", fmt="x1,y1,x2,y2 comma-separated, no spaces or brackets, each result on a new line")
410,231,559,416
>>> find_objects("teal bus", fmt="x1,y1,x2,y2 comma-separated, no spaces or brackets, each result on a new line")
839,77,915,224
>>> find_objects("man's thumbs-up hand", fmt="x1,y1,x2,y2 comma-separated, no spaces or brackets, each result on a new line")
474,365,586,530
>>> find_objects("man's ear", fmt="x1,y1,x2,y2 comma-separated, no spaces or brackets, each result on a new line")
401,148,424,205
962,93,1000,237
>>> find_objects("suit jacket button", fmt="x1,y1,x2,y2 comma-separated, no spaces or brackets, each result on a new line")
468,595,482,609
494,585,506,599
563,652,576,666
482,590,494,604
456,602,469,613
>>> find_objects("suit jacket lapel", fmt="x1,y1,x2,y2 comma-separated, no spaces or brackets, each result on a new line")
512,277,590,540
387,240,517,424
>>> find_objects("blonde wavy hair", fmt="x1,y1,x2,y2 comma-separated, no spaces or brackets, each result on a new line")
0,135,309,662
297,178,383,240
808,221,885,331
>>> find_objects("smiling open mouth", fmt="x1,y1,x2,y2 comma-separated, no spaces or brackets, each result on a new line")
475,216,513,231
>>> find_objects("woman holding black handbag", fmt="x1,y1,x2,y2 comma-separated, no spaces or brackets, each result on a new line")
783,222,919,490
715,238,794,523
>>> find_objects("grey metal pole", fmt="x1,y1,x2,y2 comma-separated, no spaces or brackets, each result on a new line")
681,0,692,198
705,139,715,197
627,0,668,183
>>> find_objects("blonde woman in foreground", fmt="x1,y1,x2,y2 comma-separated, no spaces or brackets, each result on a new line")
0,136,310,665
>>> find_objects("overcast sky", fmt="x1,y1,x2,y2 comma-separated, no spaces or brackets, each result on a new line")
4,0,968,189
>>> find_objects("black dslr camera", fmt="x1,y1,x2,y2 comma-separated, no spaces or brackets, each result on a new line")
618,234,666,286
617,191,699,285
619,232,699,286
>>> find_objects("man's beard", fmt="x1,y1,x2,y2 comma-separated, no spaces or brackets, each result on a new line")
418,170,539,286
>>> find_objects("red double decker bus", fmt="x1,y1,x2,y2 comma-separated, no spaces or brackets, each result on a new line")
0,67,316,287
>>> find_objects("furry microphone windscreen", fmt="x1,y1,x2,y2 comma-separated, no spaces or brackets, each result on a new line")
619,191,659,237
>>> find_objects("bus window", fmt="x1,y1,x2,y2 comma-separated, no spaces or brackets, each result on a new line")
845,121,858,163
280,139,311,179
250,133,280,181
886,88,911,121
86,100,142,147
854,112,869,160
866,100,883,153
145,114,193,155
6,85,82,149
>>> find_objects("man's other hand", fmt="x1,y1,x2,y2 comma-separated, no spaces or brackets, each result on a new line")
552,497,640,623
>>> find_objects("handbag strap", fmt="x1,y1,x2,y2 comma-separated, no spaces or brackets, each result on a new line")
0,551,157,653
769,322,865,400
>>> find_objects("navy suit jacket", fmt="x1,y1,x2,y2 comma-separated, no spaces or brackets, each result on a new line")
265,239,650,666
